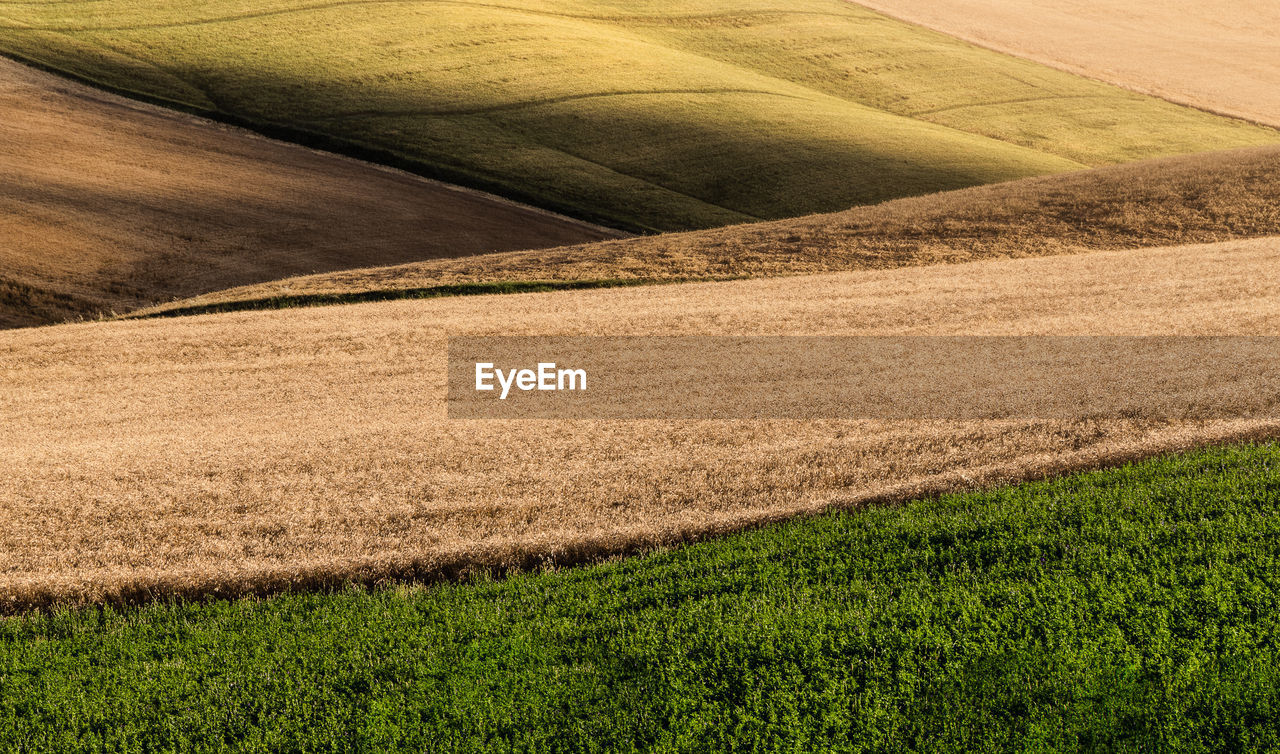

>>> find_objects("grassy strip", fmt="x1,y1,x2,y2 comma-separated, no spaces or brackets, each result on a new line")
2,443,1279,751
125,277,735,320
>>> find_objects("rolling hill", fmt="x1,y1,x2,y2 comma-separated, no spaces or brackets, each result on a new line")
2,0,1276,232
5,443,1280,749
4,235,1279,610
0,57,618,329
857,0,1280,129
139,145,1280,317
5,1,1280,746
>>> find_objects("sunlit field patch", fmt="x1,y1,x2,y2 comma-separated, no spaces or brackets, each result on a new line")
2,0,1275,231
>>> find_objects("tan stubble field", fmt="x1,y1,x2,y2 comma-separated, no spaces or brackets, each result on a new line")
3,236,1279,610
854,0,1280,128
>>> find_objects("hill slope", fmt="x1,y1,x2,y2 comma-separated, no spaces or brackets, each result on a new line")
4,236,1279,608
2,1,1276,231
0,57,618,329
142,146,1280,317
856,0,1280,129
4,444,1280,749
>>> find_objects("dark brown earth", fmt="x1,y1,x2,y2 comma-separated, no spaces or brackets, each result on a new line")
0,57,619,328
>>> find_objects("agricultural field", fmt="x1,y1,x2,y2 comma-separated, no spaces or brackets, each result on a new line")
0,56,616,328
1,0,1277,231
4,236,1279,609
139,145,1280,317
3,443,1279,750
859,0,1280,128
4,0,1280,749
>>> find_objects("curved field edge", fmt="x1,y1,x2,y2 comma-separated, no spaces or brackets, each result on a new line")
4,237,1280,611
4,441,1280,750
0,55,621,329
2,1,1277,232
124,278,730,321
2,422,1276,615
0,49,643,233
137,145,1280,319
852,0,1280,130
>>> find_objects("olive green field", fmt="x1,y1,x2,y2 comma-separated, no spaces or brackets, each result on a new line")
2,0,1276,231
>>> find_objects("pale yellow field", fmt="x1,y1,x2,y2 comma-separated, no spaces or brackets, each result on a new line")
0,57,617,328
854,0,1280,128
4,236,1279,610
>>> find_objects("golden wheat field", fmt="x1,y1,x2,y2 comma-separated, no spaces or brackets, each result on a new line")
857,0,1280,128
4,236,1279,610
0,57,617,328
146,146,1280,315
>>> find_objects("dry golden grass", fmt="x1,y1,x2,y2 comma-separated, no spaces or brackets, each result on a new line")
854,0,1280,128
4,236,1279,610
0,57,618,329
145,146,1280,315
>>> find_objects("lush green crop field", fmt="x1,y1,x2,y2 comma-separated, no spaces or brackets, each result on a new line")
2,0,1276,231
2,442,1278,752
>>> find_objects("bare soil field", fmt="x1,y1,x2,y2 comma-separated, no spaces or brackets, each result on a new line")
0,57,618,329
4,236,1279,610
146,146,1280,315
854,0,1280,128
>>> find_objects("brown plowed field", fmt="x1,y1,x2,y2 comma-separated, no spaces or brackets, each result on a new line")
0,57,618,329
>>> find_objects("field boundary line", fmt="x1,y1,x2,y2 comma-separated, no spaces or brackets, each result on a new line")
846,0,1280,131
9,423,1279,614
121,277,751,321
0,1,853,33
0,51,632,234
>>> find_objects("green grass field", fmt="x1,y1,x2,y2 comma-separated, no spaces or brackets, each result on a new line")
2,0,1277,231
3,442,1278,752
